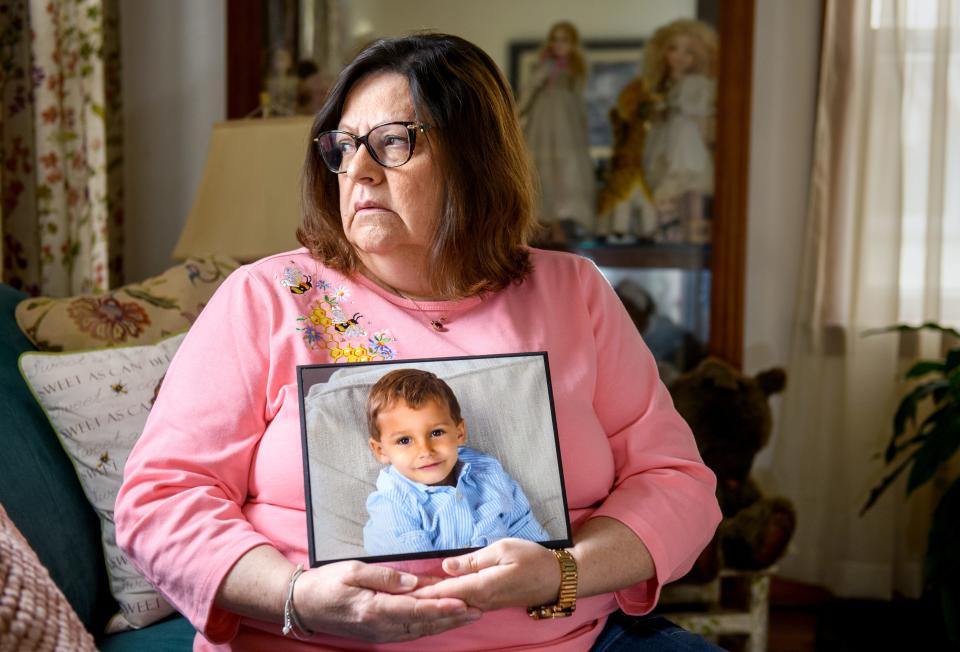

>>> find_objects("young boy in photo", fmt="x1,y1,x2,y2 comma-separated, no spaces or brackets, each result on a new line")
363,368,550,555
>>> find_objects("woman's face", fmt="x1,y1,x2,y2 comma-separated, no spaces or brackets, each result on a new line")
337,72,442,267
665,33,699,77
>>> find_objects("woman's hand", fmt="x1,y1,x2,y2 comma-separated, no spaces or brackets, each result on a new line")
295,561,482,643
409,538,562,611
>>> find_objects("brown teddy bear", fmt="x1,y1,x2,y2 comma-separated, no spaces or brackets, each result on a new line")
670,357,796,580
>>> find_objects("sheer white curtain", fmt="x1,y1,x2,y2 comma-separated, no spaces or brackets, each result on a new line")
771,0,959,599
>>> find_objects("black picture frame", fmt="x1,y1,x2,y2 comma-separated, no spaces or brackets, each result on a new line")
297,352,572,567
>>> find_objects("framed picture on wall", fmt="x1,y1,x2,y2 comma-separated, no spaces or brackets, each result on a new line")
509,39,645,159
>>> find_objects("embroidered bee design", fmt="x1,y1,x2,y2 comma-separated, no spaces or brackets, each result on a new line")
333,311,366,338
96,452,111,473
110,383,128,395
280,266,314,295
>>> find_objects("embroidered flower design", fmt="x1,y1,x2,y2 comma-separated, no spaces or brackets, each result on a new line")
301,324,324,348
67,296,150,344
294,280,395,362
369,330,395,360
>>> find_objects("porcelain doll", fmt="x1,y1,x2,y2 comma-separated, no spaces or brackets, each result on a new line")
519,21,597,238
642,19,718,243
597,19,717,243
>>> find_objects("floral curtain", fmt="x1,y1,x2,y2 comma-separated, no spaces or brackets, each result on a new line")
770,0,959,600
1,0,123,297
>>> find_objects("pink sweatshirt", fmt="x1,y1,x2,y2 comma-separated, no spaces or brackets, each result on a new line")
115,247,720,651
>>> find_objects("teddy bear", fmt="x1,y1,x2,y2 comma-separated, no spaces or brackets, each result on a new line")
669,357,796,580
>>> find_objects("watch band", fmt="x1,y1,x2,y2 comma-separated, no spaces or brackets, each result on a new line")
527,548,578,619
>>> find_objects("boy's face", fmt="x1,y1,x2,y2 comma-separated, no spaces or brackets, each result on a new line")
369,398,466,486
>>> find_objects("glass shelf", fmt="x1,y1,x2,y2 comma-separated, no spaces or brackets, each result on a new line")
570,242,710,270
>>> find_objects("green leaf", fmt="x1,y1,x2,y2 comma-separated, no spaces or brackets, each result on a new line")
883,431,927,464
925,479,960,586
892,393,919,449
950,367,960,393
906,410,960,495
907,360,945,379
863,322,960,339
861,454,916,515
946,349,960,373
120,287,178,310
890,380,949,457
934,385,951,405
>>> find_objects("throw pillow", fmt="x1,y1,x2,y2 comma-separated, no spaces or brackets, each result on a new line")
19,333,186,632
0,502,97,651
15,256,238,351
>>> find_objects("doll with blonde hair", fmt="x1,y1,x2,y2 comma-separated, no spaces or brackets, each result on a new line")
598,18,718,243
519,21,596,238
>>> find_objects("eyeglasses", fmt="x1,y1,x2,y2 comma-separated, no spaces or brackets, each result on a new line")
314,121,432,174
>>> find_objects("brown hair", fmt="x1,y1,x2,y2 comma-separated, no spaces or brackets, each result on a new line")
299,33,537,299
642,19,718,92
366,368,463,440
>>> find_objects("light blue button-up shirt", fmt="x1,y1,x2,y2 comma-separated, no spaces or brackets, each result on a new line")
363,446,550,555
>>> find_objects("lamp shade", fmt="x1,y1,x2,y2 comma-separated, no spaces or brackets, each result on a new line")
173,116,314,262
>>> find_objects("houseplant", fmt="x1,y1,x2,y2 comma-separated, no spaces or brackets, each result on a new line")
860,322,960,645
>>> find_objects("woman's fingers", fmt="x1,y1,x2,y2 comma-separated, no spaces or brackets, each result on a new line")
409,540,562,611
442,546,500,576
394,608,484,641
341,561,419,593
364,592,482,642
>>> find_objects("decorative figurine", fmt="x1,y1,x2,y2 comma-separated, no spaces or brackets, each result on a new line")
597,19,718,244
520,21,597,242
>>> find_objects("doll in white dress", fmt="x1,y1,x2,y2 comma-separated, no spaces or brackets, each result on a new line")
642,19,718,243
597,19,717,244
519,21,597,239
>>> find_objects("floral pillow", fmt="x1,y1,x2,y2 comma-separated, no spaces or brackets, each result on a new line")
15,256,238,351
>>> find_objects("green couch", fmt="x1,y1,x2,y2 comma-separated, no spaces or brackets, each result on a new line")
0,283,195,650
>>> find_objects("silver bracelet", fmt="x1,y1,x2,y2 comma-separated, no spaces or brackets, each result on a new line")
282,563,315,639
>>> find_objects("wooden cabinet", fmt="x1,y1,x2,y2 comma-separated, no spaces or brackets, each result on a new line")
552,1,754,371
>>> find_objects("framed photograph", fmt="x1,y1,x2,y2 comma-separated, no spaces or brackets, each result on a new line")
297,352,572,567
509,38,645,159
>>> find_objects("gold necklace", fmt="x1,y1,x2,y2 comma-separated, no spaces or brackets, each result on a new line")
364,270,449,332
396,290,449,332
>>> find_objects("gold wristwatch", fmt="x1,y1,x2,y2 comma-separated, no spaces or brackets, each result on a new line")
527,548,578,619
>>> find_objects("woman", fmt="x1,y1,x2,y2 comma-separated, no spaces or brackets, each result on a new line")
115,33,721,651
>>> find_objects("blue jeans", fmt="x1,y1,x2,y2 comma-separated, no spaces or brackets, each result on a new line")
590,611,724,652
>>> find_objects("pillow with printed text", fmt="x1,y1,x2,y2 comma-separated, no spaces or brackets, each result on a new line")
19,333,185,632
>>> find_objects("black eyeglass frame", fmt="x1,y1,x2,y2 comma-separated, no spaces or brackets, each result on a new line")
313,121,432,174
